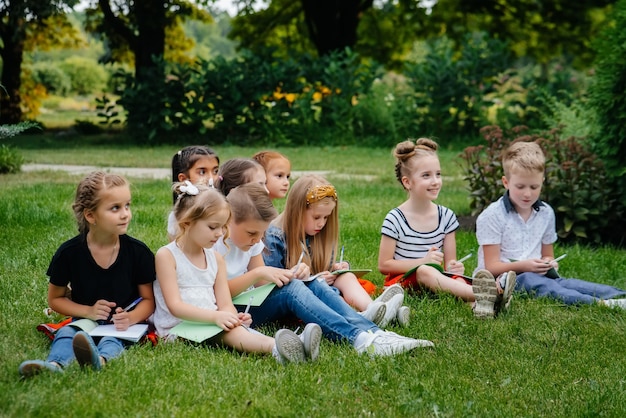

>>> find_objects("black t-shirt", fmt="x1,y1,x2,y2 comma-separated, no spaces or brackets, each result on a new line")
47,234,155,309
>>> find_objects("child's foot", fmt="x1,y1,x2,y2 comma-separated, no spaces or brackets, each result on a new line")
359,301,387,326
472,269,498,319
274,329,306,364
298,323,322,362
604,298,626,309
495,271,517,315
356,331,433,356
396,306,411,327
72,331,102,371
18,360,62,378
374,284,404,304
379,293,405,328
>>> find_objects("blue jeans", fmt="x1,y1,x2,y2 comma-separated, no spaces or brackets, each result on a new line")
47,324,126,367
244,279,378,344
516,272,626,305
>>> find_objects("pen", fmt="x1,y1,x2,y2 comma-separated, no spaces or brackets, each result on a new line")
457,253,472,264
122,297,143,312
339,245,344,265
552,254,567,263
244,296,254,314
293,250,305,271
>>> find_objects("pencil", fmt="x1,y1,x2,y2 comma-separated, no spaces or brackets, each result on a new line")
244,296,254,314
457,253,472,264
553,253,567,263
294,250,305,270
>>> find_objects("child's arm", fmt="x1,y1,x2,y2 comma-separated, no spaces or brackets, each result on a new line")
48,283,116,322
483,244,553,277
155,247,239,330
226,254,293,297
378,235,443,275
212,253,249,330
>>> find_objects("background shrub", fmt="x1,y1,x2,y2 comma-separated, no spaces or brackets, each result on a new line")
58,56,109,95
29,62,72,95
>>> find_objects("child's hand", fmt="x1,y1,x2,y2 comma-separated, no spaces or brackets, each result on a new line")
332,261,350,271
316,271,334,285
214,311,242,331
446,260,465,275
111,307,131,331
424,247,444,265
257,266,293,287
292,263,310,280
237,312,252,327
90,299,116,322
526,258,553,275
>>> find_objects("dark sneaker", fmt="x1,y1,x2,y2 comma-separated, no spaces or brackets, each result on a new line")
72,331,102,371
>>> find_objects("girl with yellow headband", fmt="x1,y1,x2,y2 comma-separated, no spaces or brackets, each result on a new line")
264,174,410,329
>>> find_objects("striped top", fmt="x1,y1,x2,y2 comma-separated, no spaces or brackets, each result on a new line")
381,206,459,260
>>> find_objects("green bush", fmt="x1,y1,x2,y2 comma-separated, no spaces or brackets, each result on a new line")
0,144,25,174
29,62,72,95
460,125,624,244
588,0,626,205
59,57,109,95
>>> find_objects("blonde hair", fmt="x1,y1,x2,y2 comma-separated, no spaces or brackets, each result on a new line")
227,183,277,224
172,183,231,242
274,174,338,273
72,171,129,235
502,141,545,178
253,150,291,172
393,138,439,189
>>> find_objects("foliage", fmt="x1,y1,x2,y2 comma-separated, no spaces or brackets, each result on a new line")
403,33,514,138
58,57,109,95
460,125,625,244
29,62,73,96
115,49,382,144
0,120,39,174
587,0,626,207
95,94,122,128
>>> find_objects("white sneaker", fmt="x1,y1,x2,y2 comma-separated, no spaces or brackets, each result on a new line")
495,271,516,314
379,293,404,328
358,332,434,356
374,284,405,304
472,269,497,319
396,306,411,327
604,298,626,309
359,301,387,326
274,329,306,364
299,323,322,362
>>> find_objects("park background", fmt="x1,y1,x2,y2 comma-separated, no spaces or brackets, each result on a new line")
1,1,626,416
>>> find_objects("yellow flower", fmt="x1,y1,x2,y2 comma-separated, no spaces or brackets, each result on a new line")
351,95,359,106
285,93,297,104
312,92,322,102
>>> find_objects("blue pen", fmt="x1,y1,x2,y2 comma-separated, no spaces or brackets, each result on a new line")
122,297,143,312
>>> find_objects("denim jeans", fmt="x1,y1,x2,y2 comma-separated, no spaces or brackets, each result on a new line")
47,324,126,367
516,272,626,305
244,278,378,344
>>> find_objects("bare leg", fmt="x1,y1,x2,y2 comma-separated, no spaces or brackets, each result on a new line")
417,266,474,301
218,326,274,353
333,273,373,311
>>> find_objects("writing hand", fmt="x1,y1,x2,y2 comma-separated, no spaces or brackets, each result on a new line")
214,311,242,331
111,307,131,331
92,299,116,322
238,312,252,327
425,247,444,265
446,260,465,275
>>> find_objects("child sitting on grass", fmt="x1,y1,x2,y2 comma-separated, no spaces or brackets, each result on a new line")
378,138,515,319
19,172,155,377
475,141,626,308
152,182,318,364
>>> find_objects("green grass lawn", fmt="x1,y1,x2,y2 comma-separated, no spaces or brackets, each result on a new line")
1,141,626,417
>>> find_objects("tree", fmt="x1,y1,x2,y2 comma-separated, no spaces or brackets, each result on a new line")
230,0,376,57
0,0,80,124
82,0,212,133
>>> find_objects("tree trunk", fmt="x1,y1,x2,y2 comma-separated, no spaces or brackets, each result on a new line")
0,29,24,124
133,1,166,83
301,0,373,56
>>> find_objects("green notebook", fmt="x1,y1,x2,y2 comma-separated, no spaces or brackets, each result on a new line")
231,283,276,306
402,263,473,282
170,320,223,343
